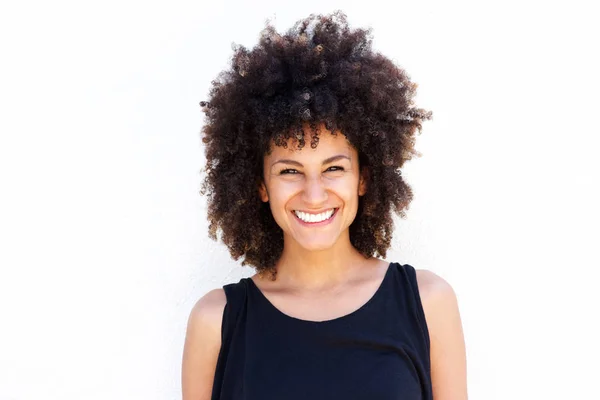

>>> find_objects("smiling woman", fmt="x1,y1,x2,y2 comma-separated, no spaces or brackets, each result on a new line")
258,125,366,253
183,10,467,400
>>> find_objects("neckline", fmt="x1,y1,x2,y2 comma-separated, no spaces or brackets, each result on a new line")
247,262,395,324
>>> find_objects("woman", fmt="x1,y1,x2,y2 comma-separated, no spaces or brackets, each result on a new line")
182,11,467,399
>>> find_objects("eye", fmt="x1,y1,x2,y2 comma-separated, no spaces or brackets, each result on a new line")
326,166,345,172
279,168,299,175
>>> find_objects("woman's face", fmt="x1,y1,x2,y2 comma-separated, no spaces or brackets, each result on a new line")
259,125,367,252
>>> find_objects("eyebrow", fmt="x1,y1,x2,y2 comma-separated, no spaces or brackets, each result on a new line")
271,154,351,168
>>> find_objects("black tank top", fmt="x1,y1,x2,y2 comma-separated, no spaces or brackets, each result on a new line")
211,262,432,399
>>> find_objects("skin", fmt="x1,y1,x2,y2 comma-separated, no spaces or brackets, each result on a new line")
182,123,468,399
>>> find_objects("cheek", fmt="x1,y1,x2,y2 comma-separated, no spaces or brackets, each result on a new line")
266,181,297,206
326,176,359,197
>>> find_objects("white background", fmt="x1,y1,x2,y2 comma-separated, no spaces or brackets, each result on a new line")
1,0,599,399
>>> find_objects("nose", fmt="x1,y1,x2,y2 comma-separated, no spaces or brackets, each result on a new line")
301,175,328,205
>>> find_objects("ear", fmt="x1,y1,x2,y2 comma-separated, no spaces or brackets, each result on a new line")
358,167,369,196
258,180,269,202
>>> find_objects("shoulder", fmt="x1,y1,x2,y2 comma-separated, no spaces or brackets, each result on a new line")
413,269,468,398
413,268,460,327
182,288,227,399
187,288,227,336
414,269,456,305
184,288,227,363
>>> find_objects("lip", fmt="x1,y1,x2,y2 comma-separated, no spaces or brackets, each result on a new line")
292,208,339,227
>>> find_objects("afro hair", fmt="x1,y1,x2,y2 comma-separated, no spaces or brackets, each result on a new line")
200,10,431,279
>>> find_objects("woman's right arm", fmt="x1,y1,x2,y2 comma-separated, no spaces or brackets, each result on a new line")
182,288,227,400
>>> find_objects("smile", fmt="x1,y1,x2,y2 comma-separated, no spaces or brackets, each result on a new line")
293,208,337,224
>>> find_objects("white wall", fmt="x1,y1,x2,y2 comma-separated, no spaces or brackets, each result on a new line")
1,0,598,399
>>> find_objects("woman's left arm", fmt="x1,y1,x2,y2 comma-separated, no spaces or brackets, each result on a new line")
417,269,468,400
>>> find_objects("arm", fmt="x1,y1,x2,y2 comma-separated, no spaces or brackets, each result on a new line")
416,270,468,400
181,288,227,400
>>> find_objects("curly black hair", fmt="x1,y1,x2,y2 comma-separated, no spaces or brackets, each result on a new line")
200,10,431,279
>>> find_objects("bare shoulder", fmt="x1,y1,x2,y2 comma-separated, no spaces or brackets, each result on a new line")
182,288,227,400
188,288,227,331
183,287,227,357
415,269,456,305
414,268,461,333
415,269,468,399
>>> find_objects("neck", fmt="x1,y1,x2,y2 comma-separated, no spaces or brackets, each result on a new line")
274,230,369,290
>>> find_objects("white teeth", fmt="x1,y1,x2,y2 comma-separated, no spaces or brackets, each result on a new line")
294,209,335,223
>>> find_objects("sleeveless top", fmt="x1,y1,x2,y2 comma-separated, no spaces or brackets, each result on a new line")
211,262,432,400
